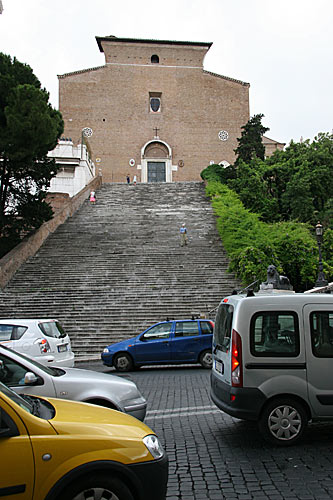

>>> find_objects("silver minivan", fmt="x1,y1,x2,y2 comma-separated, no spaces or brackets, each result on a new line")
211,290,333,445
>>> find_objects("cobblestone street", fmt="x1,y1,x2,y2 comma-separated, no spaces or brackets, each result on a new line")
81,362,333,500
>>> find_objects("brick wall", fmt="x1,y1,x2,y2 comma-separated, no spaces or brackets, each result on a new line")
59,38,250,183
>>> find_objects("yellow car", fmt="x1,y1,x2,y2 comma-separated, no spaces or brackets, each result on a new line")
0,381,168,500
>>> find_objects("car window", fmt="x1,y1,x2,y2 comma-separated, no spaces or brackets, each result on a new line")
214,304,234,351
38,321,66,339
250,311,300,357
0,354,28,386
0,325,27,342
200,321,213,335
142,323,172,340
174,321,199,337
310,311,333,357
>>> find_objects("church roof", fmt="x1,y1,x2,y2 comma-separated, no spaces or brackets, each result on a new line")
96,36,212,52
263,136,285,146
58,65,105,79
203,70,249,87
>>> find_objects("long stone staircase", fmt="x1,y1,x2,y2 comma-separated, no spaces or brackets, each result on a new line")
0,182,239,361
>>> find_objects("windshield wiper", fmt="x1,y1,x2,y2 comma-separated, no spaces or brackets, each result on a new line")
22,395,41,417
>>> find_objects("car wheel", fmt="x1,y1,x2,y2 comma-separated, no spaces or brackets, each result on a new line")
113,353,133,372
199,350,213,369
61,474,134,500
258,398,308,446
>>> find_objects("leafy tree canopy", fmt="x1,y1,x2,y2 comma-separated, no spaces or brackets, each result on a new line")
0,53,64,257
202,128,333,228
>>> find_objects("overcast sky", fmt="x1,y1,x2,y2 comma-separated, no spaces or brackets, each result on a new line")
1,0,332,145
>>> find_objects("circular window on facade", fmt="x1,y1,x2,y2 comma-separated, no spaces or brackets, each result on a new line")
150,98,161,113
218,130,229,141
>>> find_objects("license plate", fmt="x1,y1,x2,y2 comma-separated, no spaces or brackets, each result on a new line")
215,359,224,374
58,344,68,353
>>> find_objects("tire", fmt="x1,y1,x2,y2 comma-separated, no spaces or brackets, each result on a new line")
199,349,213,369
61,474,134,500
258,398,308,446
113,353,133,372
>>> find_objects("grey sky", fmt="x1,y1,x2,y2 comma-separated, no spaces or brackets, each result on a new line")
1,0,332,145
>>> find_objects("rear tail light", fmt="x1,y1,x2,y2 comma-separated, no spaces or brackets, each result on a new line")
231,329,242,387
35,338,51,354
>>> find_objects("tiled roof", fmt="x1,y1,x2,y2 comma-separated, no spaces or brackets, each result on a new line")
58,65,105,79
263,136,285,146
96,36,212,52
203,70,250,87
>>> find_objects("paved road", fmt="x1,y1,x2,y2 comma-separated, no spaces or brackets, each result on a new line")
79,361,333,500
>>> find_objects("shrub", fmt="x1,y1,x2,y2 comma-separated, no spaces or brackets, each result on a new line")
206,181,329,291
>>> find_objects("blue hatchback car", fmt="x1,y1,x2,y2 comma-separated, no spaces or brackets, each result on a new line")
101,319,214,371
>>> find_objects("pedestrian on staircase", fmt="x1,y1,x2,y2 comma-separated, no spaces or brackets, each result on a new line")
89,191,96,204
180,223,188,246
133,175,137,186
126,174,130,184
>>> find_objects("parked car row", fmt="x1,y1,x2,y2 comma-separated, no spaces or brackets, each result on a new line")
5,288,333,500
0,318,169,500
0,316,213,500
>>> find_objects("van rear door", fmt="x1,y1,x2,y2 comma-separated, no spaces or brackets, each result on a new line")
303,304,333,417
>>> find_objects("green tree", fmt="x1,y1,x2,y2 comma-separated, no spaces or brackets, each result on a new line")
234,113,269,164
0,53,64,257
264,133,333,224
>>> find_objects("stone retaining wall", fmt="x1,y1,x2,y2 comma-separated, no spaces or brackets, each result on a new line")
0,175,102,289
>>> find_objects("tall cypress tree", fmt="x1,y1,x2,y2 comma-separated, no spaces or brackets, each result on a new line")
234,113,269,164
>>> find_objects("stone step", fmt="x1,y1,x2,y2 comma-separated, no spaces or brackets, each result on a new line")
0,181,240,359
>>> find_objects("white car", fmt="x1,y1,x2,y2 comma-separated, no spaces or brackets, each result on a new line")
0,344,147,420
0,319,75,367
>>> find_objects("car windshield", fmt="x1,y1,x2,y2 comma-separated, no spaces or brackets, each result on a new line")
0,380,33,414
38,321,67,339
0,345,65,377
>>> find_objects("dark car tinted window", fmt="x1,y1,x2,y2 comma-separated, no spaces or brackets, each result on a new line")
174,321,199,337
310,311,333,357
200,321,213,335
38,321,66,339
0,325,27,342
250,311,299,357
0,354,28,386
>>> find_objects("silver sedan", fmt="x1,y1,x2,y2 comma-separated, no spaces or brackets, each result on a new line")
0,345,146,421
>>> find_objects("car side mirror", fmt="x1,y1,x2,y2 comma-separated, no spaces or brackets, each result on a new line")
140,335,146,342
24,372,38,385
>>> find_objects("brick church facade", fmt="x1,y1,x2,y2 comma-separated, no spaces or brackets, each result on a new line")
58,36,281,183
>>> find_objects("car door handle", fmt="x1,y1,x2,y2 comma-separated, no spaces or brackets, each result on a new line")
162,341,169,344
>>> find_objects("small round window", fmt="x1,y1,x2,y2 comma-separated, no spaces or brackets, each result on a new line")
151,54,159,64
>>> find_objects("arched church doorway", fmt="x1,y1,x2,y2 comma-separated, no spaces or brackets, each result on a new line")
141,140,173,183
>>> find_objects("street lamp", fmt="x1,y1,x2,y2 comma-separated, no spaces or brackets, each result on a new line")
315,222,328,287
